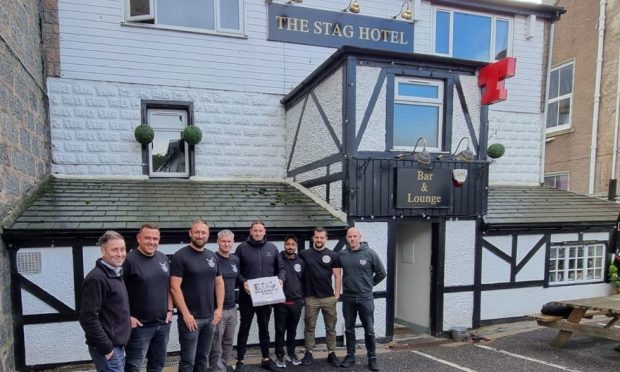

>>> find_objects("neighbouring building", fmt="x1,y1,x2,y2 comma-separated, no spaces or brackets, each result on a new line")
4,1,620,370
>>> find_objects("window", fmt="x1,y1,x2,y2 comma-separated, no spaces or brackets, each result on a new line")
434,9,510,61
147,108,190,177
546,62,573,132
544,173,569,190
549,244,605,284
125,0,243,34
393,77,444,152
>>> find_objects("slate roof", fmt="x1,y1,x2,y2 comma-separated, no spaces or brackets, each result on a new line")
3,178,346,232
485,185,620,228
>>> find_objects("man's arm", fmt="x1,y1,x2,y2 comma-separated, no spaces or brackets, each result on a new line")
213,275,225,325
79,277,114,356
372,250,387,286
170,276,197,332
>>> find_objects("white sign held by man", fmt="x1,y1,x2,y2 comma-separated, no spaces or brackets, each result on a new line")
247,276,285,307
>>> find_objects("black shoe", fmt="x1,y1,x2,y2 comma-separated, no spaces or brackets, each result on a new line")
368,358,380,371
261,359,279,371
327,352,340,367
301,350,313,366
275,355,286,368
235,361,246,371
289,353,302,366
340,354,355,368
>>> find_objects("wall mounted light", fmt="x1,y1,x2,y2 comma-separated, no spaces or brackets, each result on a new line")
453,137,475,162
412,137,432,165
343,0,361,13
392,1,412,20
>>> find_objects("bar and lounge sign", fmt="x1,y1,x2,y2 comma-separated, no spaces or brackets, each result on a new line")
395,168,452,209
267,3,414,52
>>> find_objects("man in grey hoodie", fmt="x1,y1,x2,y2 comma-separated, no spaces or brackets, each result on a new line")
338,227,386,372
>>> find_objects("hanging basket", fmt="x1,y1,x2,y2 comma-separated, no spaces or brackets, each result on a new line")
487,143,505,159
182,125,203,145
134,124,154,145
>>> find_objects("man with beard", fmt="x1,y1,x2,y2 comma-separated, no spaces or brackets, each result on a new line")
170,219,225,371
274,235,305,368
299,227,342,367
234,220,286,372
124,223,173,372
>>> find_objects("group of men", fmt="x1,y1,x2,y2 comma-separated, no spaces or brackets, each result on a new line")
79,220,386,372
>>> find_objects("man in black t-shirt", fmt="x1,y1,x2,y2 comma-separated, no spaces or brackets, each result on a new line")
123,223,172,372
208,229,240,372
170,219,225,371
299,227,342,367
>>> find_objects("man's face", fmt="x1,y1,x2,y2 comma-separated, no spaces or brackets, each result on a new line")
137,227,160,256
250,223,266,241
346,228,362,250
101,238,126,267
313,231,327,250
218,234,234,255
284,239,297,255
189,222,209,248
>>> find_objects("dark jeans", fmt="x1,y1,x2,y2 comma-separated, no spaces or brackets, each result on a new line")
125,322,171,372
237,295,272,360
342,296,376,359
274,299,304,357
89,345,124,372
178,316,216,372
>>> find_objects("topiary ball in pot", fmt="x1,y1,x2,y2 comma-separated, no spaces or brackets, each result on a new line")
134,124,154,145
487,143,505,159
182,125,202,145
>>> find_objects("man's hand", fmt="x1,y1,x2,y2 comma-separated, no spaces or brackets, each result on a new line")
243,281,250,295
334,292,340,300
278,279,283,288
183,313,198,332
130,316,143,329
212,308,223,325
105,350,114,360
165,311,173,323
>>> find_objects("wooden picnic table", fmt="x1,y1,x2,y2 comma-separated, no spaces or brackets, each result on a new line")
537,294,620,347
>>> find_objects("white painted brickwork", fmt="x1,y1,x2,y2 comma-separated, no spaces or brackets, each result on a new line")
48,78,285,178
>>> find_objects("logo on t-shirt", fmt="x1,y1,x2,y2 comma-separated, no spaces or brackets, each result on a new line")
294,263,302,272
231,263,238,273
360,259,367,266
322,255,331,264
159,262,168,273
206,258,216,267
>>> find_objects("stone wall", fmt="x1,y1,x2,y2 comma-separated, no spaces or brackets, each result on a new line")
0,0,52,370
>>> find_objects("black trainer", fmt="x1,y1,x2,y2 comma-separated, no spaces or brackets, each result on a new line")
368,358,380,371
301,350,314,366
261,358,278,371
327,352,340,367
289,353,302,366
235,361,246,371
340,354,356,368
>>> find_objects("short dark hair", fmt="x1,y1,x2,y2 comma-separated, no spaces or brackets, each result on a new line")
284,235,298,243
97,231,124,247
250,220,265,229
139,223,159,233
191,219,209,228
314,227,327,236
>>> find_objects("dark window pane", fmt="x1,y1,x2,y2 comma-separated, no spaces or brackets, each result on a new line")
495,20,509,60
130,0,150,17
559,64,573,96
435,11,450,54
546,101,558,128
394,104,439,148
151,132,186,173
453,12,491,61
221,0,240,29
398,83,439,98
558,98,570,125
549,69,559,99
157,0,215,29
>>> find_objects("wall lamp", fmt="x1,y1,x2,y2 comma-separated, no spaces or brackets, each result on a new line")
412,137,432,165
343,0,361,13
392,1,412,20
453,137,475,162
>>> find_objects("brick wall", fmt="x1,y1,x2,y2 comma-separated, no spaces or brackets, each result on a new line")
0,0,52,370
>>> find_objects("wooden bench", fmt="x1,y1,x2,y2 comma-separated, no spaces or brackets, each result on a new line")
529,310,605,323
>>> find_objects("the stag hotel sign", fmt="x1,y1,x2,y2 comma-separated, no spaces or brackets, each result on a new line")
267,3,414,52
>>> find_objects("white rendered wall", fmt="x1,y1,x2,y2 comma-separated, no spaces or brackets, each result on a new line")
356,66,386,152
443,292,474,330
444,221,476,287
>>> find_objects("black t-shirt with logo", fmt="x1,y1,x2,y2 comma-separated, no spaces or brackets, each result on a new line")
215,252,240,310
171,245,221,319
123,249,170,324
299,247,341,298
280,251,305,301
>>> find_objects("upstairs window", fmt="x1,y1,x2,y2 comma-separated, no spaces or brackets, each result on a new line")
434,9,510,61
125,0,243,34
548,244,604,285
546,62,573,132
147,108,190,178
544,173,569,190
393,77,444,152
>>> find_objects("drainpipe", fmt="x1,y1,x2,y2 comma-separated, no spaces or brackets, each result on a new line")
588,0,606,195
609,31,620,201
541,22,555,185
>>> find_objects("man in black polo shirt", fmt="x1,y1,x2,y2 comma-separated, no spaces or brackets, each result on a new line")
123,223,172,372
299,227,342,367
209,229,240,372
171,219,225,371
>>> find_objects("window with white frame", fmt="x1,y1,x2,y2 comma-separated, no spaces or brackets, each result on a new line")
434,9,510,61
147,108,190,178
544,173,569,190
393,77,444,151
125,0,243,34
546,62,573,131
548,243,605,284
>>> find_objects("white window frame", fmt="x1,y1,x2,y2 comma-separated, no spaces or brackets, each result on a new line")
544,172,569,190
548,243,605,285
147,108,190,178
432,7,512,62
123,0,244,35
392,77,444,152
545,61,574,134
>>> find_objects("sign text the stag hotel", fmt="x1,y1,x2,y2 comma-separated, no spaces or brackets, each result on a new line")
267,3,414,52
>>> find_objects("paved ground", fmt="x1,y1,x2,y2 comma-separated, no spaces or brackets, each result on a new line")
54,318,620,371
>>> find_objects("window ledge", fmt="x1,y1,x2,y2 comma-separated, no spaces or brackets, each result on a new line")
546,126,574,138
121,22,248,40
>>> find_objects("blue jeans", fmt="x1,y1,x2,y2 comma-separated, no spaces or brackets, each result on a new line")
124,322,171,372
209,308,238,372
178,316,216,372
342,296,376,359
89,345,124,372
